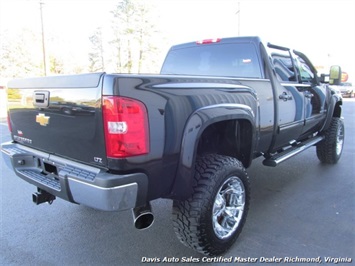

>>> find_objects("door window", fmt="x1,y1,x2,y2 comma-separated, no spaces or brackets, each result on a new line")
296,56,314,83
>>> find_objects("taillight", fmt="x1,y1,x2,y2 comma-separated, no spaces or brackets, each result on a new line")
7,113,12,132
102,96,149,158
196,38,221,45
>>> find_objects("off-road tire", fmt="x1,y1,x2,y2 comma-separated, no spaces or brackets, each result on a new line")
316,117,345,164
172,154,250,256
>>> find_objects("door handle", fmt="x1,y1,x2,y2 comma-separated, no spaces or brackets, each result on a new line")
305,92,314,98
279,92,293,101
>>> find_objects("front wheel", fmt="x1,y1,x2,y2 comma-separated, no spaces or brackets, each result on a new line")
316,117,345,164
172,154,250,255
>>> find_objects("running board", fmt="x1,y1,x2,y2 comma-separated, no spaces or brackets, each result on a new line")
263,136,324,167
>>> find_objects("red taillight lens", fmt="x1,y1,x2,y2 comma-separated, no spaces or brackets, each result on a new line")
7,113,12,133
102,96,149,158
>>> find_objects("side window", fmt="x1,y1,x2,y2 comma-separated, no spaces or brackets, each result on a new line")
296,56,314,83
269,52,296,82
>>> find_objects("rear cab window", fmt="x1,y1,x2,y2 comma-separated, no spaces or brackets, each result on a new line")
161,42,263,79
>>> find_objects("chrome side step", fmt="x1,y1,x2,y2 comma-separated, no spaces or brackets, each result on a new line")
263,136,324,167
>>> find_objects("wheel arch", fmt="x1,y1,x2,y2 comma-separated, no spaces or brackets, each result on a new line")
169,104,256,200
333,99,342,118
321,94,342,132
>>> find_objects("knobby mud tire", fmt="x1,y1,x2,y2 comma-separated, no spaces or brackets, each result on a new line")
172,154,250,256
316,117,345,164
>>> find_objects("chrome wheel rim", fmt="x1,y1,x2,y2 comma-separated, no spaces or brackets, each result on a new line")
212,176,245,239
336,122,344,155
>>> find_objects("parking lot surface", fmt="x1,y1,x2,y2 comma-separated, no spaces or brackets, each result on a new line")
1,99,354,265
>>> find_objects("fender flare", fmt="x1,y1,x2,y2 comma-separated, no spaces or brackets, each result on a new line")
169,104,256,200
320,93,342,132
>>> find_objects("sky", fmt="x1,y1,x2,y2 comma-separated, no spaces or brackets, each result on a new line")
0,0,354,81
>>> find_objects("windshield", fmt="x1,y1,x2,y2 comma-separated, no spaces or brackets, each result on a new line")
161,43,262,78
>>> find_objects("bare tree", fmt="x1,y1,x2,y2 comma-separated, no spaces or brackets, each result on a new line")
88,27,105,72
110,0,159,73
49,55,64,74
0,29,43,78
135,2,158,73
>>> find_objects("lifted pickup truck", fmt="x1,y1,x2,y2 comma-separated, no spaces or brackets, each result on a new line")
2,36,344,255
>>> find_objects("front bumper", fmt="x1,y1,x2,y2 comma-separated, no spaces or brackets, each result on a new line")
1,142,148,211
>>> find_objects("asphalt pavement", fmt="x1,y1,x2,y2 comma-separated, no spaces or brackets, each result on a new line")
1,99,354,266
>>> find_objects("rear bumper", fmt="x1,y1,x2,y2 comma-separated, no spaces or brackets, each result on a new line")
1,141,148,211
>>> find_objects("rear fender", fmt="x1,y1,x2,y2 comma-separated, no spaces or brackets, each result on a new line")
169,104,256,200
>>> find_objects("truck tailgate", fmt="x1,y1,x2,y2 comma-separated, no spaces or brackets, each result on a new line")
6,73,107,167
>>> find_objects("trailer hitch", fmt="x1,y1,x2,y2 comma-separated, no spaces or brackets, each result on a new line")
32,188,56,205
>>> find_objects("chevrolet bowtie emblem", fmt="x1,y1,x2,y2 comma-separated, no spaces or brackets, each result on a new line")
36,113,50,126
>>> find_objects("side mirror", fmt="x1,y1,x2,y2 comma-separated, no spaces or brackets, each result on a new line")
329,65,342,85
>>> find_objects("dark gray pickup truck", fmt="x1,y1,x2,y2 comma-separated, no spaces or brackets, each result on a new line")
2,36,344,255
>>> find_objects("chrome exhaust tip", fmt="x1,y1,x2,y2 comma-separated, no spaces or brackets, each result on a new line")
132,203,154,230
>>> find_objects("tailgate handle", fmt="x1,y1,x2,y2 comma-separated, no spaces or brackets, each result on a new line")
33,91,50,107
35,93,45,103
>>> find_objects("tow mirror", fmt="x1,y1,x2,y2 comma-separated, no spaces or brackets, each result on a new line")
329,65,342,85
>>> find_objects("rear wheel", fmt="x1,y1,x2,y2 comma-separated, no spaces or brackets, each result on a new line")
316,117,344,164
172,154,250,255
